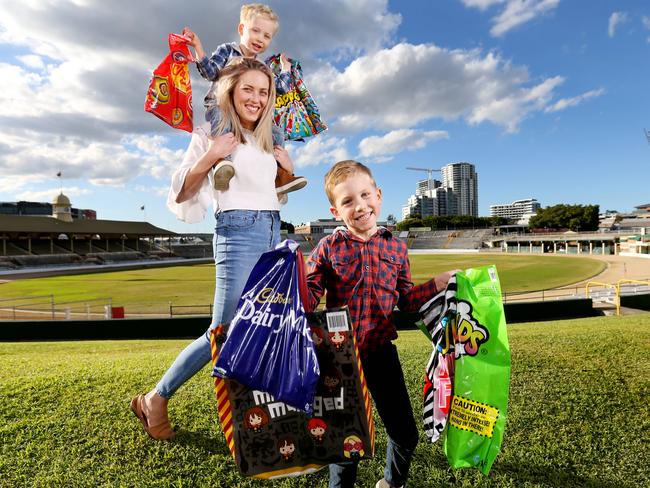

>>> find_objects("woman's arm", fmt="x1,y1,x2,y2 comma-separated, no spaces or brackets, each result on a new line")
176,133,238,203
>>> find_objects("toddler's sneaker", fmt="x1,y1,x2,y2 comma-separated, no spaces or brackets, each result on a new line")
376,480,403,488
276,165,307,194
213,161,235,191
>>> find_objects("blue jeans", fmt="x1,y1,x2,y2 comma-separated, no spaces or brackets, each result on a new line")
156,209,281,399
329,343,419,488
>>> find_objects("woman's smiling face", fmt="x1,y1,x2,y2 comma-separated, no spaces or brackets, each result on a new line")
232,69,270,130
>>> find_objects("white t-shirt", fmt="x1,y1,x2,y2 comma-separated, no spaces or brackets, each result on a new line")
167,123,281,223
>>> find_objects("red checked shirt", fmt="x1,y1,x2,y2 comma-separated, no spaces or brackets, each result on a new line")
305,227,438,356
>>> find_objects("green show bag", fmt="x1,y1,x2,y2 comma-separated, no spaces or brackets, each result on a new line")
443,265,510,475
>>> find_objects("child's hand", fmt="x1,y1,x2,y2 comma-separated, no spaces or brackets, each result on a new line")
208,133,238,162
273,145,293,172
434,270,461,292
280,53,291,72
182,27,205,60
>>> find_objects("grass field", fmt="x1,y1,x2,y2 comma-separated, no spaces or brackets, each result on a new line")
0,254,605,315
1,315,648,487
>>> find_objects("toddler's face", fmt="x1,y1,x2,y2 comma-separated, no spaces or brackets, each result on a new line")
238,16,277,56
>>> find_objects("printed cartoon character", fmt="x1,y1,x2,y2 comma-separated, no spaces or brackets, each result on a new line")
321,367,342,394
311,327,325,348
343,434,365,460
243,406,269,433
307,418,328,444
278,436,296,461
329,330,347,350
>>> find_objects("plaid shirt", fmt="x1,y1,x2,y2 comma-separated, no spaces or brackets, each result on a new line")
196,42,291,94
305,227,438,356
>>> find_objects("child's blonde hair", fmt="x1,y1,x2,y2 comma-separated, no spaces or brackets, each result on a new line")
240,3,279,30
215,57,276,153
324,160,377,205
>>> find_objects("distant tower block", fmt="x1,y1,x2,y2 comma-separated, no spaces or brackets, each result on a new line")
52,192,73,222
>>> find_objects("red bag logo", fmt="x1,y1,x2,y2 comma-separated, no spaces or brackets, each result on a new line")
144,33,193,132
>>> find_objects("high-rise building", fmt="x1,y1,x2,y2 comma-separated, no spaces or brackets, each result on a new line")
490,198,541,222
441,162,478,217
402,162,478,218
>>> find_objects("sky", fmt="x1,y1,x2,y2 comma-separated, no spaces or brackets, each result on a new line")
0,0,648,234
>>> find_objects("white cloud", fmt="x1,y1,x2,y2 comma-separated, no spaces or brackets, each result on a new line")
643,16,650,30
312,43,566,134
16,54,45,69
16,187,90,202
0,0,400,185
288,136,350,168
462,0,560,37
544,88,605,113
608,11,629,38
358,129,449,160
461,0,504,10
134,185,169,197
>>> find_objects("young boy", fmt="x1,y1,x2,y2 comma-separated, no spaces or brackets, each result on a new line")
305,160,455,488
182,3,306,194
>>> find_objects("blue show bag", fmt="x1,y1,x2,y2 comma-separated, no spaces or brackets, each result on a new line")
213,240,320,415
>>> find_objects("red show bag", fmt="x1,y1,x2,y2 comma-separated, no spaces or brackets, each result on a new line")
210,307,375,480
144,33,193,132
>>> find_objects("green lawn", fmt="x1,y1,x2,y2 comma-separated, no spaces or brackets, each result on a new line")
1,314,648,487
0,254,605,314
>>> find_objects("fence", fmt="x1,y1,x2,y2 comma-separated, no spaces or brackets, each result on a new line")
0,295,113,321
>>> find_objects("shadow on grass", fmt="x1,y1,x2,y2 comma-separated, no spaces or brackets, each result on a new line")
495,461,622,488
172,429,232,457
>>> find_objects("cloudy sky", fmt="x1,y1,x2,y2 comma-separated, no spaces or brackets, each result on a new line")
1,0,648,233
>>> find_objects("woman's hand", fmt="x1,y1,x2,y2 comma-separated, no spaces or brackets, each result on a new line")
434,269,461,292
207,133,238,165
273,145,293,174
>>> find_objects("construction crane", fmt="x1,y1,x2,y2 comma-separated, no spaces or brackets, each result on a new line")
406,167,441,180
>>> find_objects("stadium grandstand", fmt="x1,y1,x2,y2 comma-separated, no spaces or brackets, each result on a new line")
0,193,178,272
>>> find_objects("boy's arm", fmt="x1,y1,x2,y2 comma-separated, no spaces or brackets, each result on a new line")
273,54,293,95
304,240,329,312
274,71,292,95
397,261,457,312
395,258,438,313
196,43,233,82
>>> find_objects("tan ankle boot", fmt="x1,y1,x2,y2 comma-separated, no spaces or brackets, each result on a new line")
276,165,307,194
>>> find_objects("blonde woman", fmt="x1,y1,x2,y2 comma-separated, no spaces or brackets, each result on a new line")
131,58,293,440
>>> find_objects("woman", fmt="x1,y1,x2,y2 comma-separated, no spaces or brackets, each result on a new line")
131,57,294,440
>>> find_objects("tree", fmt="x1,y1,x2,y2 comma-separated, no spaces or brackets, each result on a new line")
280,221,295,233
529,204,600,231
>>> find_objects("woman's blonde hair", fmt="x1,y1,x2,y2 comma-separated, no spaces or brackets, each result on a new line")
215,57,276,153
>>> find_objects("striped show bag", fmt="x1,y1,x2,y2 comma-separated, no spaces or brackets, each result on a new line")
417,276,458,442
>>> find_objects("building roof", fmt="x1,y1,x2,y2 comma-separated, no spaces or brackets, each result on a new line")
0,214,176,237
52,193,71,205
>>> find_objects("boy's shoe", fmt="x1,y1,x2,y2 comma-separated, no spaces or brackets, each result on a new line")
276,165,307,194
213,161,235,191
375,480,403,488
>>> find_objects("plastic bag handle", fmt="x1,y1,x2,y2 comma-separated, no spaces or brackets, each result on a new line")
296,249,312,313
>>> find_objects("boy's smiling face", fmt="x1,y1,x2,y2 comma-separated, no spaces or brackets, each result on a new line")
330,172,382,241
238,16,277,57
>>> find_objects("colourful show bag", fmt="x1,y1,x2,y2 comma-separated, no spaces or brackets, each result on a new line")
144,33,193,132
266,54,327,141
417,266,510,475
210,307,375,479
